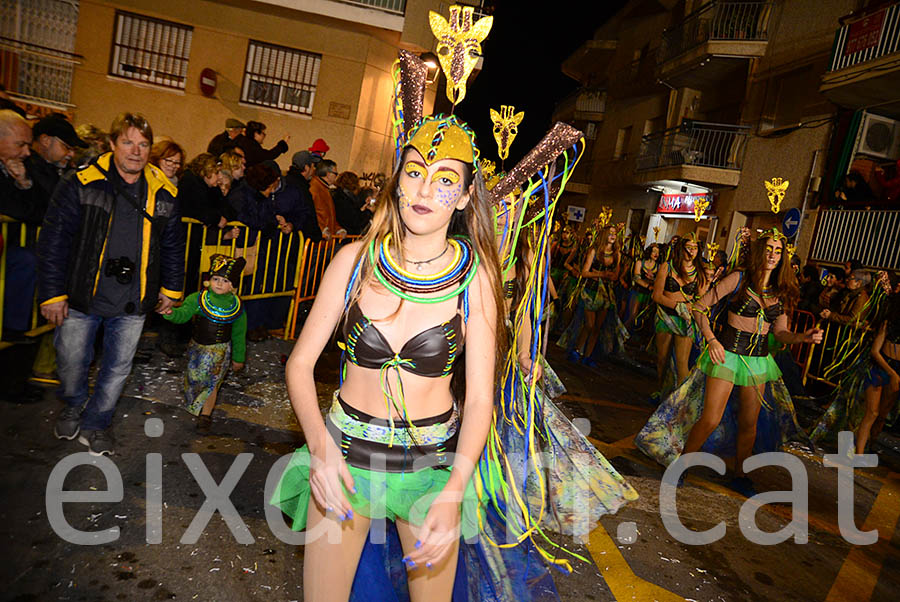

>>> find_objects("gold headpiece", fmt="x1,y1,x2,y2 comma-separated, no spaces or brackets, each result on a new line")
764,177,789,213
429,5,493,105
652,226,660,241
758,226,787,242
406,114,478,168
490,105,524,161
597,206,613,228
693,195,710,222
707,241,720,255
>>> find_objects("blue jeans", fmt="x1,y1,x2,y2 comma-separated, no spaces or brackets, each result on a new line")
55,308,146,431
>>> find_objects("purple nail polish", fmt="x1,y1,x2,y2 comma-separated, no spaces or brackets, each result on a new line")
415,540,422,549
426,562,432,569
347,509,353,519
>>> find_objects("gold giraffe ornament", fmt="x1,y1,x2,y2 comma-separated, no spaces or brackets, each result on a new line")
707,241,720,256
490,105,524,161
764,177,790,213
429,5,494,105
652,226,660,241
693,195,710,222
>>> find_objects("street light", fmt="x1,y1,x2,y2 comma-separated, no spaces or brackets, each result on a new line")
421,52,439,85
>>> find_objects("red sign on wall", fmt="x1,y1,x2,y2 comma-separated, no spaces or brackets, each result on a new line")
844,9,886,56
657,192,715,215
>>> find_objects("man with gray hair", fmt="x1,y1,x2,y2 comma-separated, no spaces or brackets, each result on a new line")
309,158,345,239
0,109,40,344
820,269,871,326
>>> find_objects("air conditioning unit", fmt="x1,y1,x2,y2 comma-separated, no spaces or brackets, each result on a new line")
854,112,900,161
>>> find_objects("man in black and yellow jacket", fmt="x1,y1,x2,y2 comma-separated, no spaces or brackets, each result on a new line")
37,113,184,456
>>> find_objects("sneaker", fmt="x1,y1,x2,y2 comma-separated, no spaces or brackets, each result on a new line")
54,406,82,440
566,350,581,363
581,356,599,369
78,429,114,456
726,476,757,497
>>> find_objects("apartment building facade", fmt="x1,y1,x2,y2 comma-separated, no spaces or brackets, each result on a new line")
1,0,451,175
555,0,900,269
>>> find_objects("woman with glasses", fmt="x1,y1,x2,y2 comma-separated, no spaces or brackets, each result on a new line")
149,140,185,185
238,120,289,168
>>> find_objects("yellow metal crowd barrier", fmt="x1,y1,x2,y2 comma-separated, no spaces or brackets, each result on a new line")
286,235,360,339
0,216,50,351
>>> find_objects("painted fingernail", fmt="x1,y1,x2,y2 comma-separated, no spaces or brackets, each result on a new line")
346,509,353,519
351,487,358,494
415,540,422,549
426,562,433,569
327,506,334,513
407,560,416,569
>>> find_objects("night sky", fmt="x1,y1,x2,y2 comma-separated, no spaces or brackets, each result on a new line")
450,1,625,167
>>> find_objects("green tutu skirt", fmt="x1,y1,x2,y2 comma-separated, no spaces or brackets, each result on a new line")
270,446,482,539
655,312,690,335
697,349,782,387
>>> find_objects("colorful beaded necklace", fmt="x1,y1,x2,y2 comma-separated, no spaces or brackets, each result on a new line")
369,233,479,304
199,290,242,323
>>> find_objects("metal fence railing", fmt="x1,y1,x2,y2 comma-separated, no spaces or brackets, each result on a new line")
287,236,360,339
827,2,900,72
636,121,750,172
342,0,406,15
810,209,900,271
659,1,774,63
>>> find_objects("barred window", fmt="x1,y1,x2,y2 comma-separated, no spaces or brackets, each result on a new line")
0,0,80,107
241,41,321,115
109,11,193,90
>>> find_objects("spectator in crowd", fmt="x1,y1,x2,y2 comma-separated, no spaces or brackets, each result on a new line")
231,162,279,234
798,264,823,313
207,118,245,157
283,150,322,241
874,159,900,204
73,124,110,168
219,149,246,183
817,268,846,314
266,159,319,241
39,112,185,456
0,110,42,224
178,153,221,224
308,137,329,158
834,171,875,206
332,171,366,235
149,140,185,185
238,121,289,167
843,258,862,276
27,115,87,203
0,110,40,341
821,269,871,326
309,158,344,240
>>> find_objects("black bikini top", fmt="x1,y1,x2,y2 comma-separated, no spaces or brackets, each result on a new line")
664,269,699,297
728,289,784,324
342,294,464,378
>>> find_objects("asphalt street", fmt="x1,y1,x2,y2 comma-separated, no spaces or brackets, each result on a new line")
1,331,899,601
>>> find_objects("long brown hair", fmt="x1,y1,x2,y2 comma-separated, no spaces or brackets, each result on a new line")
591,225,621,267
346,149,509,385
740,235,799,307
671,235,708,291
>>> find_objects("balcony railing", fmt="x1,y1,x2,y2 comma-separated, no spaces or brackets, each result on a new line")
811,209,900,270
636,121,750,172
827,3,900,72
659,1,773,64
341,0,406,15
553,87,606,121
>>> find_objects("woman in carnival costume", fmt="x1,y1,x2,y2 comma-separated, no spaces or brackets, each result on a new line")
163,254,246,428
567,224,624,366
271,7,636,598
809,272,899,453
651,234,709,397
625,242,659,332
636,229,822,495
